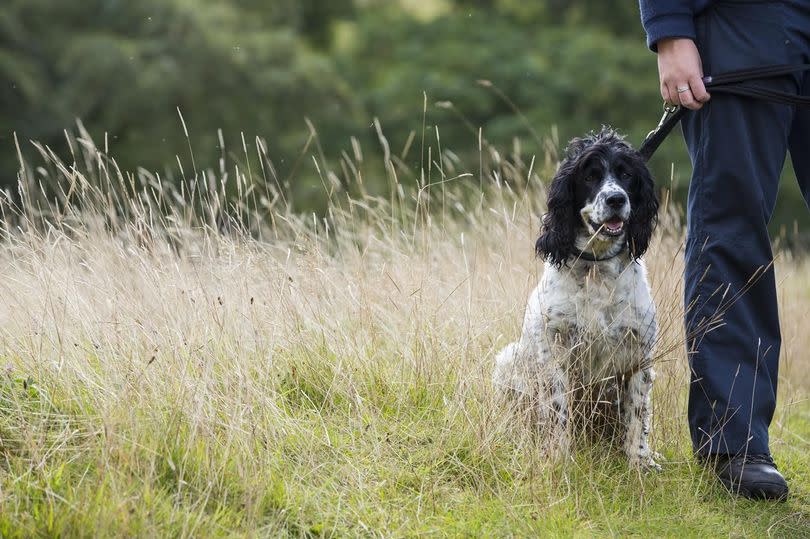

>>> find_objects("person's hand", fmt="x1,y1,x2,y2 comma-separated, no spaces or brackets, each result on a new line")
656,38,711,110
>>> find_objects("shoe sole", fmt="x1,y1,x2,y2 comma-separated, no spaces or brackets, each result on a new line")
718,477,789,501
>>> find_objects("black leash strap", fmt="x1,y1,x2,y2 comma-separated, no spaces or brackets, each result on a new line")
639,63,810,162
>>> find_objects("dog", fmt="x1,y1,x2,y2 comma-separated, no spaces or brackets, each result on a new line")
493,127,661,470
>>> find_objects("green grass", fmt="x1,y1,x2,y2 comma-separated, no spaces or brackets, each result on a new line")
1,351,809,537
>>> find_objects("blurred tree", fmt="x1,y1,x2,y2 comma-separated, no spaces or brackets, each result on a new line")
246,0,355,47
0,0,359,201
451,0,642,35
339,7,667,172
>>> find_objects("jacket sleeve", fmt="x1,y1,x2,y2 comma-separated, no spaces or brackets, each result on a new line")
639,1,709,51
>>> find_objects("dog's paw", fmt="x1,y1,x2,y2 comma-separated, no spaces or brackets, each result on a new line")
629,455,662,473
548,432,571,461
642,459,663,473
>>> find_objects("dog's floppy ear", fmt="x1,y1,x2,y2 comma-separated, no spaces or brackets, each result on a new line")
626,155,659,259
536,156,579,267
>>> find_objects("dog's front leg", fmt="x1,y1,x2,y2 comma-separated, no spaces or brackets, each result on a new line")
549,362,570,454
622,367,660,471
538,336,571,455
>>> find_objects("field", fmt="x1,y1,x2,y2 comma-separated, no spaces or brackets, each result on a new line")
0,129,809,538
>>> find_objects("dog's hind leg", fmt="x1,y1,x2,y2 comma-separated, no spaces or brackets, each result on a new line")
622,367,660,471
493,342,531,396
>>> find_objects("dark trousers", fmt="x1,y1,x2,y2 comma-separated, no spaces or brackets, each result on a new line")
681,1,810,456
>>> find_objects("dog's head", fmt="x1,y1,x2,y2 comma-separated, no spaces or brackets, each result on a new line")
536,127,659,266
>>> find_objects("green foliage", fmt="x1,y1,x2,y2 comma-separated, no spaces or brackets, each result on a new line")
1,0,358,190
1,0,807,235
341,8,661,154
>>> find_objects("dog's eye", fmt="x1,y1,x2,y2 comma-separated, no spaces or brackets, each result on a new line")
620,172,632,180
585,173,599,183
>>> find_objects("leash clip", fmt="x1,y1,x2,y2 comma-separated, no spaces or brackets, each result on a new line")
638,102,686,162
645,102,681,141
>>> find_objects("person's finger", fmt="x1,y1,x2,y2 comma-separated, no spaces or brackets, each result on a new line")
661,82,672,103
689,74,711,103
666,83,683,106
675,84,701,110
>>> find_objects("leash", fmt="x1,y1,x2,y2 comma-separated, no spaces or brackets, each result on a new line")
638,64,810,162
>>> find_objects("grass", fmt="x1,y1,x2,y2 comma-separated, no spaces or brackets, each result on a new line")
0,124,808,537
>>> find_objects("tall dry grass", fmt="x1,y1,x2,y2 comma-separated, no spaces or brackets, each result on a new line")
0,122,808,535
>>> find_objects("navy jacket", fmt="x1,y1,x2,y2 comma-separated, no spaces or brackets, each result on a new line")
639,0,712,50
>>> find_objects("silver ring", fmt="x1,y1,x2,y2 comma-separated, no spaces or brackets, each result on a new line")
676,86,690,93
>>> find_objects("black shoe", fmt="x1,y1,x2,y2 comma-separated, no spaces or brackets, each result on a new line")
706,454,788,501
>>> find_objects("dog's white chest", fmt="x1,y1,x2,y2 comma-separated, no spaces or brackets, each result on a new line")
531,260,656,384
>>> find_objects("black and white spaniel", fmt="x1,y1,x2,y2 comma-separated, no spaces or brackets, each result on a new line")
494,127,661,470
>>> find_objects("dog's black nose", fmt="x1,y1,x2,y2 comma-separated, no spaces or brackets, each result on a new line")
606,193,627,208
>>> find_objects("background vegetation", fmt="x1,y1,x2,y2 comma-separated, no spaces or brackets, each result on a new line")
2,0,808,238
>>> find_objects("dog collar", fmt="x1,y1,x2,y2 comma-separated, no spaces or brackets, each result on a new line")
572,244,627,262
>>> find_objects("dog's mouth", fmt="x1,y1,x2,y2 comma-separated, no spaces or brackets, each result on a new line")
590,217,626,237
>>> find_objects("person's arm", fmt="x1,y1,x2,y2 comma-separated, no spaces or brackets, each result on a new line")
639,0,699,51
639,1,711,110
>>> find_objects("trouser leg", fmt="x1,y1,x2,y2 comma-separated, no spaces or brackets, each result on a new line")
680,2,800,456
787,1,810,208
789,73,810,208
